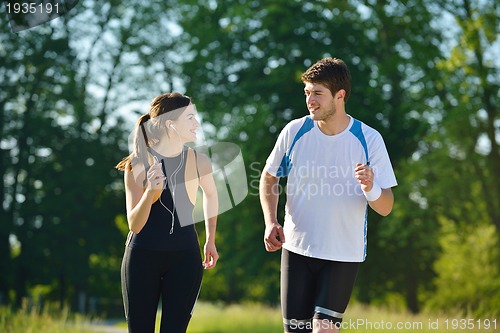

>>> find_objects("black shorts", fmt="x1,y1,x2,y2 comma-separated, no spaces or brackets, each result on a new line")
281,249,359,333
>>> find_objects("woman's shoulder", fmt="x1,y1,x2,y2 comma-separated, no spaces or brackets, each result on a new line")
125,156,148,187
189,147,213,174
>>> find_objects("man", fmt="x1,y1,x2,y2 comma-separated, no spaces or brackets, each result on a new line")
260,58,397,333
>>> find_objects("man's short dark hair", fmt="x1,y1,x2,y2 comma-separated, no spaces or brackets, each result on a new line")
301,58,351,103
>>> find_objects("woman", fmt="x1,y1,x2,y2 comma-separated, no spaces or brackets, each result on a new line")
115,92,219,333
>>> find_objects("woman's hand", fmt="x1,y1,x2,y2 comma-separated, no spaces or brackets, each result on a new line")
146,157,165,193
125,157,165,234
203,241,219,269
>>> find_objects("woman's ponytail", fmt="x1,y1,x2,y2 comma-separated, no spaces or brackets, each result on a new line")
115,113,151,171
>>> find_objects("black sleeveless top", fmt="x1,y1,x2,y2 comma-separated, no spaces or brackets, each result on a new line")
126,147,199,251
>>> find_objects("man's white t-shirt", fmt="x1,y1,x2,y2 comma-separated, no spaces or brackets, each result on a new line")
264,115,397,262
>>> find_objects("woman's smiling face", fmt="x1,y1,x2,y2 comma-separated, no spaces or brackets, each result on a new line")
170,103,200,143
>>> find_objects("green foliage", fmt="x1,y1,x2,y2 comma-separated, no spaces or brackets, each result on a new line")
426,220,500,317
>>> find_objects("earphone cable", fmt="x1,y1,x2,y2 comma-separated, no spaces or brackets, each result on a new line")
158,147,185,234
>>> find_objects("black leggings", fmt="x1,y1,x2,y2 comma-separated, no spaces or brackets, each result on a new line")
121,246,203,333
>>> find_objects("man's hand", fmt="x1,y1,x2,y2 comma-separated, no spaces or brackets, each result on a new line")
264,222,285,252
354,163,374,192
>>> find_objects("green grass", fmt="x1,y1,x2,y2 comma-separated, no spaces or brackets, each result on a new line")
187,302,499,333
0,301,95,333
188,302,283,333
340,304,499,333
1,301,498,333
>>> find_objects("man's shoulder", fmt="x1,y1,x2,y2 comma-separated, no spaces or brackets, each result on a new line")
351,116,383,140
283,115,314,134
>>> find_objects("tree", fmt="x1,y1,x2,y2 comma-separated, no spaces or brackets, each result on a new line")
403,0,500,314
431,0,499,233
427,220,500,317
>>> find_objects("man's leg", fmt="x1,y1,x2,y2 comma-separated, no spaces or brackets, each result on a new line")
312,261,359,333
281,249,316,333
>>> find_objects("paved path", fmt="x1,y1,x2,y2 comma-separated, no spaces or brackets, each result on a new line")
87,320,127,333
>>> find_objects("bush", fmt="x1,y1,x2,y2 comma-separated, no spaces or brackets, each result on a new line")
426,219,500,317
